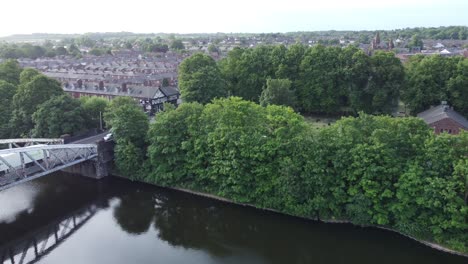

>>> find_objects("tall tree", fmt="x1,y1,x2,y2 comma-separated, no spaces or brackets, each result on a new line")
366,51,405,114
0,81,17,138
447,59,468,116
0,59,22,85
170,39,185,51
32,95,87,138
402,55,462,114
179,53,226,104
110,104,149,179
408,34,424,50
111,104,149,148
103,96,139,128
298,45,344,113
80,96,109,129
220,46,282,102
260,78,296,108
11,75,64,136
19,68,40,84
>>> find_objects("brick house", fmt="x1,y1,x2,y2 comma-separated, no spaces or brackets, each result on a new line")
417,102,468,135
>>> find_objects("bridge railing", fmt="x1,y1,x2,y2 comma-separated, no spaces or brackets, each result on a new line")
0,139,64,149
0,144,97,191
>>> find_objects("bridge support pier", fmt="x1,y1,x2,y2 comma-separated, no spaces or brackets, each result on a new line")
62,140,114,179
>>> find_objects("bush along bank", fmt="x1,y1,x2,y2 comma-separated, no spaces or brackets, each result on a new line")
112,97,468,254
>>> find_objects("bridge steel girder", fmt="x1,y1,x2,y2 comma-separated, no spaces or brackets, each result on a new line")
0,144,97,192
0,139,64,148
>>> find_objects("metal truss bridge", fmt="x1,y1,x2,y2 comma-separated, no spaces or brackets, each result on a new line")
0,204,97,264
0,139,97,191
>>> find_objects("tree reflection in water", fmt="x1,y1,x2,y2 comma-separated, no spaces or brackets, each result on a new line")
113,189,155,235
112,187,317,263
151,193,317,264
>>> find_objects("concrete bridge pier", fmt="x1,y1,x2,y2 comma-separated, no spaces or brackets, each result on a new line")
63,141,114,179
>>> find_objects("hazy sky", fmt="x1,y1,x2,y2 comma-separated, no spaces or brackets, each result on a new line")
1,0,467,36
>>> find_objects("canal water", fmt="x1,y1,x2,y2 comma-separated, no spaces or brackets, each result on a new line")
0,172,466,264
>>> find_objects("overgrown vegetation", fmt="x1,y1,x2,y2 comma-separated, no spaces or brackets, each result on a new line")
111,97,467,253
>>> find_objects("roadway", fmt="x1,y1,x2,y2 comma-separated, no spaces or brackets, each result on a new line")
70,131,110,144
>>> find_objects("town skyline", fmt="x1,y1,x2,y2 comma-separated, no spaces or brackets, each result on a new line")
1,0,467,37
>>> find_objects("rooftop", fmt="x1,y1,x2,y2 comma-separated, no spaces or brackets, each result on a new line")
417,103,468,128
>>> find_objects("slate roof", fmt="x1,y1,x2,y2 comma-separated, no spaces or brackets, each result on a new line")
160,86,180,97
417,104,468,128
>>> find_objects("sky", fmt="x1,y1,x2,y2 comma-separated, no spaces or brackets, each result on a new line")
0,0,467,36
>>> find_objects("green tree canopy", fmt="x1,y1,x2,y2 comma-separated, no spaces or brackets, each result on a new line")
447,59,468,116
259,78,296,108
408,34,424,50
0,81,17,138
179,53,227,104
402,55,464,114
11,75,64,136
32,95,87,138
0,59,22,85
103,96,139,128
19,68,41,84
170,39,185,51
110,104,149,179
111,104,149,148
80,96,109,129
366,51,405,114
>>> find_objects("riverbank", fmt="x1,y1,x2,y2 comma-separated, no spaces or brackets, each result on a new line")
174,185,468,258
113,174,468,258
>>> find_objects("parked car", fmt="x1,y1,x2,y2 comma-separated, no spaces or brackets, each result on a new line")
103,133,113,142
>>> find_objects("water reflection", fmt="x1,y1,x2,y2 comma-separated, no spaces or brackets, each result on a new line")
0,184,40,224
1,173,467,264
112,186,467,264
113,189,154,235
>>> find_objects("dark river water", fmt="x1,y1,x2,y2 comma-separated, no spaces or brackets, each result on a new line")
0,172,466,264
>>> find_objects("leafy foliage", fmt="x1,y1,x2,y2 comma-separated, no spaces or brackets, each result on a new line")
178,53,227,104
220,44,404,114
0,59,22,85
11,75,64,136
0,61,114,138
80,96,109,129
103,96,139,128
107,103,149,179
402,55,467,115
170,39,185,51
133,98,468,253
31,95,87,137
0,81,17,138
259,78,296,108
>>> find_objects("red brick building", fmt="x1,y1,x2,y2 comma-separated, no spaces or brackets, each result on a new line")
417,102,468,135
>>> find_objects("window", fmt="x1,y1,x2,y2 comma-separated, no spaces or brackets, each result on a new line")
448,129,452,134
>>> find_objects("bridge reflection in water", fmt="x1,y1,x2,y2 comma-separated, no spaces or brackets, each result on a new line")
0,204,97,264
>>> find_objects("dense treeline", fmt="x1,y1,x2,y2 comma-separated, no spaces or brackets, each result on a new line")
180,45,405,114
403,55,468,116
2,26,466,45
111,97,467,253
179,44,468,116
0,42,72,59
0,60,110,138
